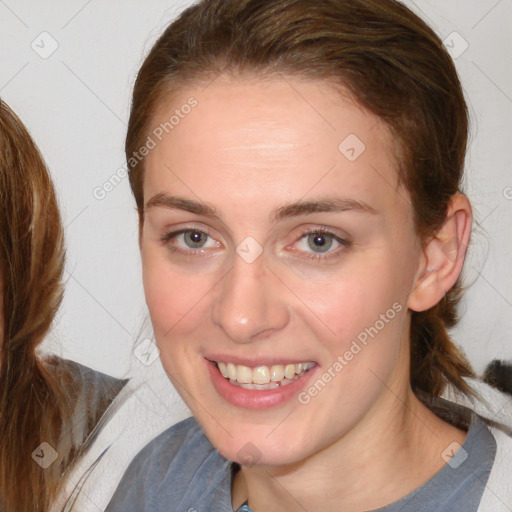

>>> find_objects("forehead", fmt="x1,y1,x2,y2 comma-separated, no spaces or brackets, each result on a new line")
143,75,406,218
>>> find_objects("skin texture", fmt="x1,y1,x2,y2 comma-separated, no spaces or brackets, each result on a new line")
140,75,472,512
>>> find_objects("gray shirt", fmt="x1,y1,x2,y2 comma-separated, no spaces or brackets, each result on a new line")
105,410,496,512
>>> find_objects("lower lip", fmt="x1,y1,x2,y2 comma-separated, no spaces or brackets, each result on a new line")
207,360,317,409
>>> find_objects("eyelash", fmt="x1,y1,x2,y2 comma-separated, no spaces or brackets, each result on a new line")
160,227,216,259
160,226,351,262
291,227,351,262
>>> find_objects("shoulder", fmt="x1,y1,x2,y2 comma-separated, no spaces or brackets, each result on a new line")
43,355,127,395
131,415,211,467
115,415,222,483
42,356,128,442
106,416,232,511
478,426,512,512
43,355,127,393
438,378,512,512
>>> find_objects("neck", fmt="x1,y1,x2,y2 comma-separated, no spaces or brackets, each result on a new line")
232,388,466,512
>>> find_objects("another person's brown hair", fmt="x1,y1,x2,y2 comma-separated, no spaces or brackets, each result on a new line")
0,99,73,511
126,0,475,398
0,100,125,511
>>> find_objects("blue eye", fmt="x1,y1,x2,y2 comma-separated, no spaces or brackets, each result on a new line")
296,231,344,253
292,229,350,261
160,229,219,253
306,232,334,252
182,230,209,248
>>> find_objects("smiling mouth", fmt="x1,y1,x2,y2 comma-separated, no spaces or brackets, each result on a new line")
215,361,315,390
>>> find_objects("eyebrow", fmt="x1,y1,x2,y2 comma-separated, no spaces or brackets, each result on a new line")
271,198,378,222
145,193,216,217
144,193,379,222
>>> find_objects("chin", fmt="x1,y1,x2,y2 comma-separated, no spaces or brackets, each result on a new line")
199,418,315,467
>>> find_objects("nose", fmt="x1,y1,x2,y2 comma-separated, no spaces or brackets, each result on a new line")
211,255,290,344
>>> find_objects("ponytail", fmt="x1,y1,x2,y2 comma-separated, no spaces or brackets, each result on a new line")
410,279,475,398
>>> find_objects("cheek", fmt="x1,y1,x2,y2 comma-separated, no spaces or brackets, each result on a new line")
141,247,211,339
291,259,406,345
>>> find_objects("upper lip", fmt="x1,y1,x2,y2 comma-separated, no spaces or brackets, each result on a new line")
206,355,316,367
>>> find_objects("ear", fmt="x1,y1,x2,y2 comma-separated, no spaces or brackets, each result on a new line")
408,193,472,312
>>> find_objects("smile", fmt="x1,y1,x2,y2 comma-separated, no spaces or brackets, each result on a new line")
216,361,315,390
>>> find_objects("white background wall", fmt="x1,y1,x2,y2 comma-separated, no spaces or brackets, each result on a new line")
0,0,510,382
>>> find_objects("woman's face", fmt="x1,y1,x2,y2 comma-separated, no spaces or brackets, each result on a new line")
141,76,425,465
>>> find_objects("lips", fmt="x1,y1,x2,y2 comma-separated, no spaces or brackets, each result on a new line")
216,361,315,390
207,358,317,409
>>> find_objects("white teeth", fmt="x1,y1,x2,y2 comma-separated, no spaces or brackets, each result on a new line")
227,363,237,380
253,366,270,385
270,365,285,382
284,364,296,379
237,365,253,384
216,361,314,388
218,362,228,378
229,379,280,390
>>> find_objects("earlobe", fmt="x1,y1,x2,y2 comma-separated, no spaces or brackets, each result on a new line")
408,193,472,312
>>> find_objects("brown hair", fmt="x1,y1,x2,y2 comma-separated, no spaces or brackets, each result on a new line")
0,100,124,511
0,99,74,511
126,0,475,398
